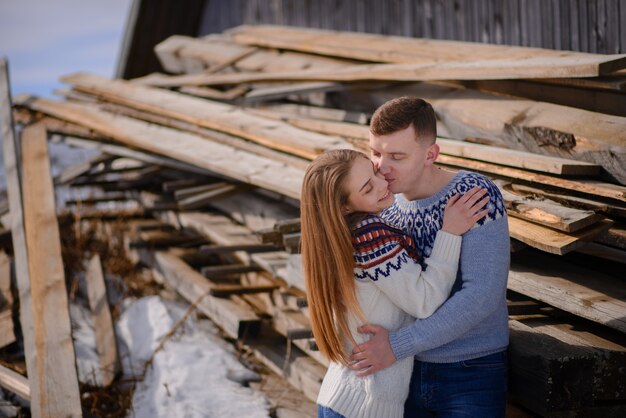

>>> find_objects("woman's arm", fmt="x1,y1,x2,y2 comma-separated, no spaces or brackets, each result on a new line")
357,230,461,318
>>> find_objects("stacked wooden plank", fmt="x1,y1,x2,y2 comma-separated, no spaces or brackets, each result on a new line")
3,26,626,416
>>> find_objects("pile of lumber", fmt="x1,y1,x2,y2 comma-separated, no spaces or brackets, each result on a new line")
1,25,625,417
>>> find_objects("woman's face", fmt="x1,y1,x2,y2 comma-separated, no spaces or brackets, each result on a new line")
343,156,394,214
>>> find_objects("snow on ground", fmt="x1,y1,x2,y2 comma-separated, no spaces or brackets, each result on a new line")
72,295,271,418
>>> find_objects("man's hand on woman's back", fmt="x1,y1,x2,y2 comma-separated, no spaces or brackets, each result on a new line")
348,324,396,376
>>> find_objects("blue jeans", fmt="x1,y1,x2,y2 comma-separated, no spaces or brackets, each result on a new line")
317,405,346,418
404,351,508,417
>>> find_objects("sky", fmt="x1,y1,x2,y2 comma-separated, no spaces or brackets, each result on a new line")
0,0,133,98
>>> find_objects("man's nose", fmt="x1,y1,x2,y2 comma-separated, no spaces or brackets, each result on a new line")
377,158,390,174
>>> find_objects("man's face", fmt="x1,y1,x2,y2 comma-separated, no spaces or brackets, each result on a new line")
369,125,434,195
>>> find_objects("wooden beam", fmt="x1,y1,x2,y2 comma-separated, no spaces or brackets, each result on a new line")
141,52,626,86
438,139,601,177
152,34,350,75
3,59,80,417
58,133,214,177
509,317,626,415
498,184,602,232
198,243,283,255
177,184,247,210
55,153,113,185
574,242,626,264
15,96,306,199
508,252,626,333
508,217,613,255
596,225,626,250
245,323,325,403
178,85,249,101
85,254,118,387
21,123,82,416
242,82,355,104
229,25,623,67
437,154,626,203
208,190,300,232
130,230,207,249
509,184,626,219
0,251,15,349
259,103,369,124
55,95,311,171
0,364,29,401
60,72,351,160
273,308,328,368
453,79,626,117
201,264,263,279
153,251,260,339
209,284,279,297
172,182,231,200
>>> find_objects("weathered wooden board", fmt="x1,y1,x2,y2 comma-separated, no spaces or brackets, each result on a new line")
3,60,81,416
60,72,350,160
153,251,260,339
438,154,626,203
21,123,82,416
508,252,626,333
229,25,622,66
272,307,328,368
498,184,602,232
140,53,626,86
508,217,613,254
0,364,29,401
438,139,600,176
246,323,324,403
52,96,311,171
14,96,305,199
153,33,350,74
509,184,626,219
85,254,119,386
0,251,15,349
509,317,626,415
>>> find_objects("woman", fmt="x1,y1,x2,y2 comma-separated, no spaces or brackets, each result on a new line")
300,149,488,418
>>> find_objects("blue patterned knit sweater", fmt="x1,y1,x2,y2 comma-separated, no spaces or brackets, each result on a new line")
381,170,510,363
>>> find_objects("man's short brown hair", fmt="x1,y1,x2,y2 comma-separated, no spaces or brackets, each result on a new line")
370,97,437,144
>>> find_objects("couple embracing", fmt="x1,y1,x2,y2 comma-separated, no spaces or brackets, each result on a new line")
301,97,510,418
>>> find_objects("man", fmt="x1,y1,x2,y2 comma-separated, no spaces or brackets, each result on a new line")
349,96,510,416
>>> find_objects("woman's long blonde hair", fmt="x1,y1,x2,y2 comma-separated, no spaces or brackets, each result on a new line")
301,149,366,365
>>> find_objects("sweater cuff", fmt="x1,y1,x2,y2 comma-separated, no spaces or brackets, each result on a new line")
430,231,462,263
389,326,417,361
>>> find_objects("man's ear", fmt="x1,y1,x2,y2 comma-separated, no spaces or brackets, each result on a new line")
425,143,440,166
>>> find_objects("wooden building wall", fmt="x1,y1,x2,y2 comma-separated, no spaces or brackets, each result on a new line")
199,0,626,54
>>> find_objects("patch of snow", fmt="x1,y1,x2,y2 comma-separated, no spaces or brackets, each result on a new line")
115,296,270,418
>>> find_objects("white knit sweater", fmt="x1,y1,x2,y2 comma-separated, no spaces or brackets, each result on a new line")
316,216,462,418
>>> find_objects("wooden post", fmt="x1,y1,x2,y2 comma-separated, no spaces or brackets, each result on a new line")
0,251,15,349
20,122,82,416
0,58,36,412
0,364,29,401
85,254,119,387
1,73,85,417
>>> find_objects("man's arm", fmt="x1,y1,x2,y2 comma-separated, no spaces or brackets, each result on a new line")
350,212,509,376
